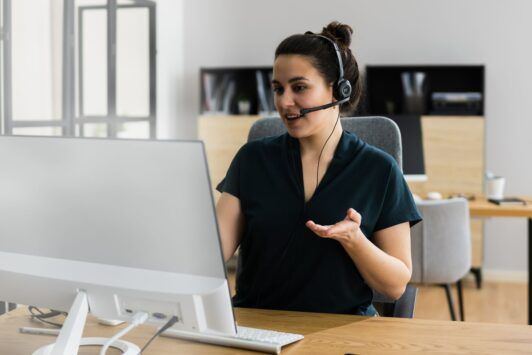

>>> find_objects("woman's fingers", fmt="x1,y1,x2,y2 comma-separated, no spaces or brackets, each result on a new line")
306,209,362,242
347,208,361,224
306,219,354,239
306,220,330,236
325,220,355,236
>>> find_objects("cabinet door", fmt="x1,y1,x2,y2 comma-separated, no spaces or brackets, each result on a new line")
408,116,485,268
198,115,261,199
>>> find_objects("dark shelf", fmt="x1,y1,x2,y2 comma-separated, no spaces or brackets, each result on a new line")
200,67,274,115
362,65,485,116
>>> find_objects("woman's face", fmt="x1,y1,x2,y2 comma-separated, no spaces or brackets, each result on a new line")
272,54,335,138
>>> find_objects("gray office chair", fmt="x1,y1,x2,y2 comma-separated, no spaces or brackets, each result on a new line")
242,116,416,317
373,285,418,318
248,116,403,169
410,198,471,321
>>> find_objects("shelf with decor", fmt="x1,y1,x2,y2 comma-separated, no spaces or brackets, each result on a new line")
200,67,276,116
362,65,484,116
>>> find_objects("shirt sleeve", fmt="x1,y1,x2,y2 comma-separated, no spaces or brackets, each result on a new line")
374,161,422,231
216,144,246,199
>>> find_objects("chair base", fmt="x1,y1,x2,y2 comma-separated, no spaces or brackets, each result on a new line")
441,281,465,321
470,267,483,289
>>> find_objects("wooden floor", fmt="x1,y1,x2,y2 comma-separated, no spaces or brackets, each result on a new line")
415,278,527,324
227,273,527,325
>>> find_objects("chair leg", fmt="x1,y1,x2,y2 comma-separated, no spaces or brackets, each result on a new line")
470,267,483,289
442,284,457,321
456,279,465,321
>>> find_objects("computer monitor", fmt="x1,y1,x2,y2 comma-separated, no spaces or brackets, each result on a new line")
0,136,236,353
387,115,427,182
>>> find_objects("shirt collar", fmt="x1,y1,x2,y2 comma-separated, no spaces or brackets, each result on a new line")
285,129,358,163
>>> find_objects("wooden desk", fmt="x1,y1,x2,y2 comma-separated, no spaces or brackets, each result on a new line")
469,197,532,325
1,307,532,354
469,197,532,218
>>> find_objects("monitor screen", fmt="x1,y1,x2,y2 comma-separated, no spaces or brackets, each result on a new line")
0,136,225,278
386,115,426,180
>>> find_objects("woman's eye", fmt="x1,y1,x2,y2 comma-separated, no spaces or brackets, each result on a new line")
272,87,283,94
293,85,306,92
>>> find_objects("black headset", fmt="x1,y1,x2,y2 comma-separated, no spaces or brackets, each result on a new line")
308,33,352,101
296,32,352,116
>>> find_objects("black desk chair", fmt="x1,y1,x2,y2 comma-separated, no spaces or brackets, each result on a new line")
372,285,418,318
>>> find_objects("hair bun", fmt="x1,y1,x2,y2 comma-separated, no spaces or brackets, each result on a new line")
321,21,353,48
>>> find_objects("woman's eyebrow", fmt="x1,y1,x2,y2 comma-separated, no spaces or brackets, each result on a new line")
271,77,310,85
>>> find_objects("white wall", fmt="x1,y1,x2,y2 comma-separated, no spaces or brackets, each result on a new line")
181,0,532,273
155,0,184,139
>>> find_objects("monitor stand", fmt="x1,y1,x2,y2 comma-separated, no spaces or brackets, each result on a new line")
32,291,140,355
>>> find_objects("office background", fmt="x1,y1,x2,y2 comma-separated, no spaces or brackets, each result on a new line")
182,0,532,279
3,0,531,278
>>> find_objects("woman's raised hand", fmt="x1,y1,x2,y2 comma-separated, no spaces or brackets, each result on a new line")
305,208,363,244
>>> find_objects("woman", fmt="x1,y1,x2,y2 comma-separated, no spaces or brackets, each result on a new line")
216,21,421,316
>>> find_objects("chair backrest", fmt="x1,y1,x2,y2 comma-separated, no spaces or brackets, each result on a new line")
248,116,403,170
372,285,418,318
410,198,471,284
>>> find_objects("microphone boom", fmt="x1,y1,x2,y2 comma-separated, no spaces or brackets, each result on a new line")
299,97,349,116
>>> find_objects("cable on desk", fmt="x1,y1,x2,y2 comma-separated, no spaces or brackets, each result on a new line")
139,315,179,354
100,311,149,355
28,306,67,328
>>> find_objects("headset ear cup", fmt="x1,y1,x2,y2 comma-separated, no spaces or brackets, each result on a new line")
336,79,352,101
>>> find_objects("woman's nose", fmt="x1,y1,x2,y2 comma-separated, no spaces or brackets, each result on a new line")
276,90,296,108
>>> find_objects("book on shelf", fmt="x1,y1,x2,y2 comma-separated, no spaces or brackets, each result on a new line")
202,72,217,113
267,71,274,112
221,78,236,114
488,197,527,206
255,70,269,114
202,72,235,114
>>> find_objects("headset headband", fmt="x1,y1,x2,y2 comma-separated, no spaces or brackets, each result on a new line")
307,33,345,82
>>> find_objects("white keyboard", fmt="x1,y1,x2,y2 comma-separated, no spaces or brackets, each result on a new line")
162,325,304,354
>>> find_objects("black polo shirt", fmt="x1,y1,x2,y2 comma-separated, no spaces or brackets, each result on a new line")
217,130,421,315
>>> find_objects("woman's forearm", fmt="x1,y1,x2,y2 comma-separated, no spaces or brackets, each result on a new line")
339,233,411,300
216,193,245,262
305,209,412,299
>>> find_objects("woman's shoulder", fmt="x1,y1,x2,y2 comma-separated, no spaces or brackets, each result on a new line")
343,131,399,170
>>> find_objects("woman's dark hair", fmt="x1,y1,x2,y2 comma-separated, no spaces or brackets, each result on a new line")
274,21,362,115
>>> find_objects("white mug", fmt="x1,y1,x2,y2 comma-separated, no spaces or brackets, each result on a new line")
486,176,505,200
